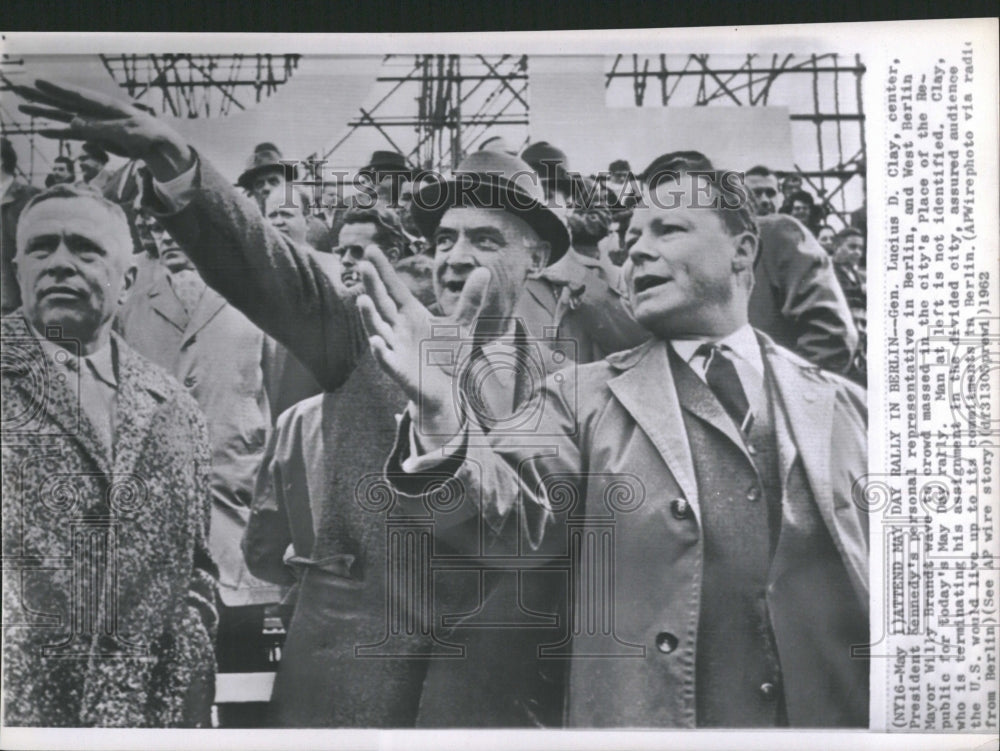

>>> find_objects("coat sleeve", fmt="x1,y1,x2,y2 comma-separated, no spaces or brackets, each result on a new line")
383,374,585,560
761,215,859,373
142,155,367,392
243,407,296,587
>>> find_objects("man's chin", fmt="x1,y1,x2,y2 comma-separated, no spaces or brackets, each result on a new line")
31,309,100,343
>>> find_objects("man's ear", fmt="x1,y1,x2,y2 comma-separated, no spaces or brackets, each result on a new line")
118,264,138,306
384,245,401,264
528,241,551,277
731,231,757,274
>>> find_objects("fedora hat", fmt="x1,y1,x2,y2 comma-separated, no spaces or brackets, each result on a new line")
360,150,413,179
237,145,298,190
520,141,585,198
409,150,570,265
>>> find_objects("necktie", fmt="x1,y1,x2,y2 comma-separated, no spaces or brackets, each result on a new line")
696,343,752,433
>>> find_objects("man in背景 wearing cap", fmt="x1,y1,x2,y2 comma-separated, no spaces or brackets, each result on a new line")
16,79,572,727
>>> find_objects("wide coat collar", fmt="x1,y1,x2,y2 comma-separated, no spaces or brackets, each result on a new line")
2,314,174,477
605,332,838,527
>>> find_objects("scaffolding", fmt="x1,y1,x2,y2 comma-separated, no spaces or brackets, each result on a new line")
318,54,530,172
604,53,867,224
99,54,302,118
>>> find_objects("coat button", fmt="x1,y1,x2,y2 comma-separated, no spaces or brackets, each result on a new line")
670,498,691,520
183,375,197,388
759,681,779,700
655,632,678,654
747,485,761,502
747,443,757,456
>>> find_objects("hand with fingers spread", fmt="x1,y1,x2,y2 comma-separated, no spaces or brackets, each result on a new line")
357,245,492,443
15,79,195,181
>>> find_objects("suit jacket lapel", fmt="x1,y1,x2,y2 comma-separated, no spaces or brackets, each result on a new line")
607,340,699,516
182,285,227,346
148,272,188,332
762,339,836,523
668,347,753,462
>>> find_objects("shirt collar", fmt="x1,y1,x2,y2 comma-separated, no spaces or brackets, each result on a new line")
30,322,118,389
670,323,763,378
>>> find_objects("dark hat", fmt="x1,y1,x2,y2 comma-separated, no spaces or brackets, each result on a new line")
81,141,109,164
409,150,570,265
360,150,413,179
237,145,298,190
519,141,584,196
608,159,631,174
641,150,715,187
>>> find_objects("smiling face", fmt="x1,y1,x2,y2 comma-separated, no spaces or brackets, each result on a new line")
431,206,549,322
834,233,865,267
623,175,756,339
50,162,72,183
15,196,135,352
790,199,812,224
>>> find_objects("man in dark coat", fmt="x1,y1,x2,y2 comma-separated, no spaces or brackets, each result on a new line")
2,184,218,727
728,163,858,373
14,80,572,727
365,159,870,728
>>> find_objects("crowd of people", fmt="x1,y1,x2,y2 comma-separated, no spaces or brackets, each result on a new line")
2,78,869,730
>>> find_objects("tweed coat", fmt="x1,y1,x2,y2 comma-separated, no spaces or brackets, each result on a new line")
1,314,218,727
385,333,869,727
748,214,858,374
116,264,281,607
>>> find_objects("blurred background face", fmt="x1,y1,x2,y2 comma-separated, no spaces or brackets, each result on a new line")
321,183,343,211
781,174,802,198
78,154,102,182
15,197,133,347
623,176,748,338
817,226,836,253
834,234,865,267
431,206,547,320
252,171,285,201
264,191,308,244
745,173,780,216
790,199,812,225
336,221,381,289
50,161,73,184
146,217,191,272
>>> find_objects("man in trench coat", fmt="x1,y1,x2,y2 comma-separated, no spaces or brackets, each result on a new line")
367,162,870,727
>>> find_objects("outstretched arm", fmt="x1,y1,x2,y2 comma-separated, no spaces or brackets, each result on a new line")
17,79,366,390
